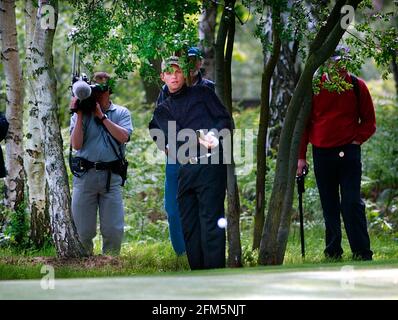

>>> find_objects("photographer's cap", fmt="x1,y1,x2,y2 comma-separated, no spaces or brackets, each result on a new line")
93,71,111,84
161,56,182,72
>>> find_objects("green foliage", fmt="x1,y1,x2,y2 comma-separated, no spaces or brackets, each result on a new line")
312,59,355,95
346,2,398,79
3,202,30,249
68,0,200,80
361,87,398,236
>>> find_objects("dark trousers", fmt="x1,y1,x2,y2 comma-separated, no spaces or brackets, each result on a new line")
313,144,373,260
177,163,226,270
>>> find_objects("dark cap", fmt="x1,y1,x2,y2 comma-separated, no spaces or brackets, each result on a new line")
187,47,203,59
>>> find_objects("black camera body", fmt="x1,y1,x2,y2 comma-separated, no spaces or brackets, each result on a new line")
71,74,110,114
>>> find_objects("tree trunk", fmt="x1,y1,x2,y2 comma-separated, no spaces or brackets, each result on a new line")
275,91,312,263
199,0,217,80
253,7,281,250
0,0,25,211
225,8,242,268
259,0,362,265
24,0,51,248
141,58,161,104
391,58,398,97
27,0,86,257
268,39,300,150
215,0,242,267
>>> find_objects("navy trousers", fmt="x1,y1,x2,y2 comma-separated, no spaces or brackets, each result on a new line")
164,161,186,255
177,163,227,270
313,144,373,260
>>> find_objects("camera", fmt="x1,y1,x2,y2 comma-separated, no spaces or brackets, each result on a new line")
70,73,110,114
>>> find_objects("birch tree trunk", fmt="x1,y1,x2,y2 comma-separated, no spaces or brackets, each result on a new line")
0,0,25,211
24,0,50,247
27,0,86,257
268,40,300,150
199,0,217,81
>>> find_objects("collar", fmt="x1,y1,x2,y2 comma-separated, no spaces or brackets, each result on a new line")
105,101,117,112
192,72,203,86
169,84,187,97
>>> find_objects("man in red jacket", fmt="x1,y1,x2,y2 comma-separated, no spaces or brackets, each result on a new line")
297,46,376,261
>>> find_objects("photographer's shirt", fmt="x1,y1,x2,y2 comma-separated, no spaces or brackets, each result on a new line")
70,103,133,162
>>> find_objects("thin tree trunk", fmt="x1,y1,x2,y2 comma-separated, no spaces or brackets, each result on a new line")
276,91,312,263
199,0,217,80
215,0,242,267
391,58,398,97
253,7,281,250
268,39,300,150
215,0,230,103
224,10,242,268
27,0,86,257
0,0,25,211
259,0,362,265
141,58,161,104
224,8,235,111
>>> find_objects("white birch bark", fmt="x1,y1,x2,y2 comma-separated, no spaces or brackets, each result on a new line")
24,0,50,247
27,0,86,257
0,0,25,211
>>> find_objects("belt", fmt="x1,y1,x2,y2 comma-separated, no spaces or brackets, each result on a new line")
83,159,120,192
84,159,120,171
188,152,218,164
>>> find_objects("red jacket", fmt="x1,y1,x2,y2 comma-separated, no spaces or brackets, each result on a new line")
299,73,376,159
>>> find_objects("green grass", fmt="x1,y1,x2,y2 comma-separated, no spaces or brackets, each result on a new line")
1,226,397,280
1,83,397,281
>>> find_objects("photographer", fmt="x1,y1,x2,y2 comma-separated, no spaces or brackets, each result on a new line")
70,71,133,255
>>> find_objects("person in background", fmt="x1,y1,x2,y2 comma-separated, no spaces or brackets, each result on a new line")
149,56,232,269
70,71,133,255
156,47,215,256
297,46,376,261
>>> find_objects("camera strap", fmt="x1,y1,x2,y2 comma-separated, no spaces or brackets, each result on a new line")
99,121,128,189
99,121,124,162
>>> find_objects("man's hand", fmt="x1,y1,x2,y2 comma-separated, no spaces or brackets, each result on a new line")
70,97,79,113
198,131,219,150
297,159,308,176
94,102,104,119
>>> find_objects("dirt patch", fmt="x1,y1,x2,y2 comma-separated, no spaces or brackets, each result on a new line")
0,255,122,269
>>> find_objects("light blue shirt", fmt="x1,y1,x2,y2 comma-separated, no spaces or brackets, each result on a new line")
70,102,133,162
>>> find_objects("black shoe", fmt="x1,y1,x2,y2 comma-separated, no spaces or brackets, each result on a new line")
352,253,373,261
324,252,343,261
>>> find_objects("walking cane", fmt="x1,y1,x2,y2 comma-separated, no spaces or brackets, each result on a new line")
296,166,308,258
